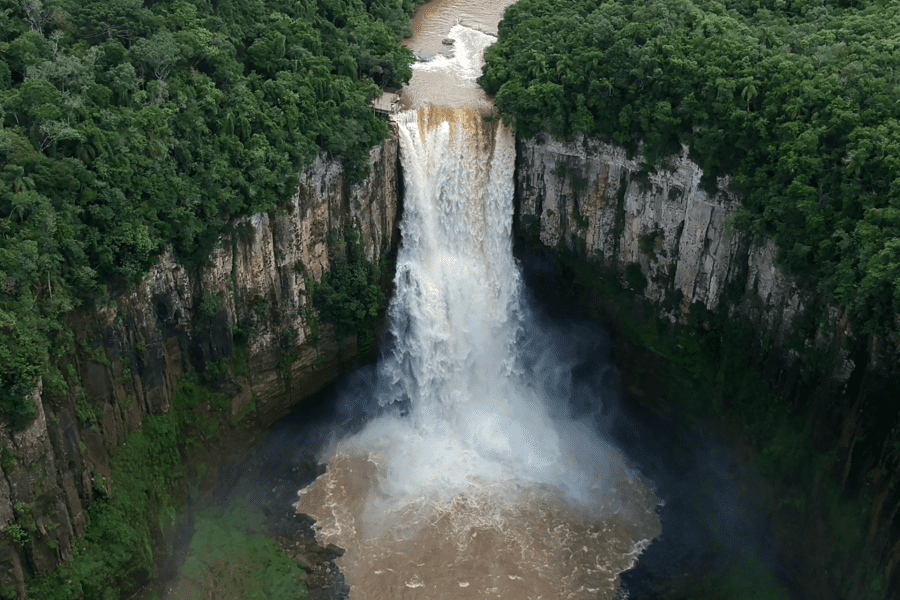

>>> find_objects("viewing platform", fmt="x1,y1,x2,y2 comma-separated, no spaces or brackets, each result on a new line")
371,90,402,115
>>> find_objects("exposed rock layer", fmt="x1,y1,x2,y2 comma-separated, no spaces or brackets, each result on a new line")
516,133,900,597
0,132,401,597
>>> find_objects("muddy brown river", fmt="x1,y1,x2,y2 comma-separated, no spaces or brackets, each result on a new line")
295,2,662,598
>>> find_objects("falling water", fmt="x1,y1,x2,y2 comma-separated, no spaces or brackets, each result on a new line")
296,17,660,600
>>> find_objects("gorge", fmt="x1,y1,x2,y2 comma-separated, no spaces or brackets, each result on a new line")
1,0,899,599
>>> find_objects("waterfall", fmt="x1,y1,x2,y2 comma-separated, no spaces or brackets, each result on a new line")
386,107,520,421
372,107,564,494
295,103,660,599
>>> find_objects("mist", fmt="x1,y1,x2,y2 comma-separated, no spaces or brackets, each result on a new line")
304,107,650,544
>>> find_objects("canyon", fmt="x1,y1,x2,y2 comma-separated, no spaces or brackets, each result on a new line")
1,126,897,598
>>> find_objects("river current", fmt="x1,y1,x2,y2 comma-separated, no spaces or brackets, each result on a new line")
295,4,661,598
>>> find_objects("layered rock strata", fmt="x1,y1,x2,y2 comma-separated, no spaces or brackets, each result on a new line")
0,132,400,598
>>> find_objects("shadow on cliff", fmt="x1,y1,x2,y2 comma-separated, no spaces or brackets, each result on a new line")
146,248,800,600
515,249,799,600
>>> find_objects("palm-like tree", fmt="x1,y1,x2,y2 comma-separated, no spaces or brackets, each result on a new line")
2,165,35,194
741,82,758,111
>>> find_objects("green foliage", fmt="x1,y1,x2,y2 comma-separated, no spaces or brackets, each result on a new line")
230,397,256,428
90,347,111,367
572,205,589,228
204,357,230,380
312,226,384,338
0,443,17,472
639,230,658,255
573,236,587,257
199,293,223,320
208,390,230,414
280,327,296,348
24,374,243,599
253,298,269,316
117,358,131,384
0,380,37,431
674,553,791,600
304,305,320,341
14,502,36,535
76,397,100,430
556,249,886,600
169,499,307,599
194,413,220,441
117,394,134,415
231,343,249,378
483,0,900,336
0,0,425,430
3,523,29,547
278,350,299,383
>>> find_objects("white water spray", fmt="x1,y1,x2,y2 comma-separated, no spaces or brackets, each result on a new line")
341,106,631,522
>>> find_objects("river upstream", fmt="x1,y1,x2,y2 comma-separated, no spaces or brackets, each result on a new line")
294,2,661,599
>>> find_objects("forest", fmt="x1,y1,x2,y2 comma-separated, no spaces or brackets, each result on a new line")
481,0,900,338
0,0,423,429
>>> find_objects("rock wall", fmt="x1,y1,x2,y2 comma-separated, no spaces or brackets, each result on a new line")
517,135,810,338
0,130,401,598
516,133,900,595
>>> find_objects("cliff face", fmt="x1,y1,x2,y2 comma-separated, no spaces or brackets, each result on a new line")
518,135,811,340
517,133,900,594
0,132,401,598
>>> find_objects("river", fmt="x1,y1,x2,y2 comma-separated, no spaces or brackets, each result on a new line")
294,2,661,598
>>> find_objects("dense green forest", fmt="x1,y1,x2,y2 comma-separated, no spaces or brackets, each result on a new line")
482,0,900,337
0,0,423,429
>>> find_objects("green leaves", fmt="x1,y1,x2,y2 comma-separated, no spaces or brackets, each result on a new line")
130,31,180,82
0,0,425,429
171,499,308,600
313,226,385,339
484,0,900,336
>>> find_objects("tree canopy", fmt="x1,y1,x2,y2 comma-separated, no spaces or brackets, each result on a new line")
482,0,900,337
0,0,423,429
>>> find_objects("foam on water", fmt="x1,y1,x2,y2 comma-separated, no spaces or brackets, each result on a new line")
412,24,496,79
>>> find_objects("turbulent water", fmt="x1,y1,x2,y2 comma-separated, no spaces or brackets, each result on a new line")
399,0,518,110
296,8,660,599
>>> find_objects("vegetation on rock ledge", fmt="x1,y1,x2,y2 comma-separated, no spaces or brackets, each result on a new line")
552,245,888,600
312,226,386,342
25,375,240,599
169,499,308,600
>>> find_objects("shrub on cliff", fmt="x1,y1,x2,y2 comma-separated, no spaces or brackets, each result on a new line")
313,226,385,339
